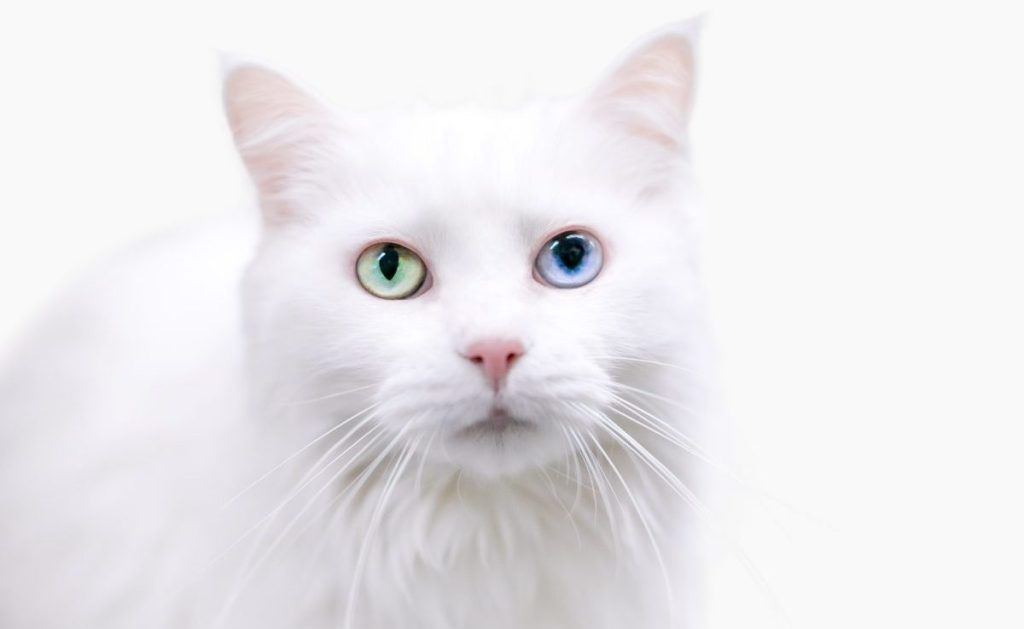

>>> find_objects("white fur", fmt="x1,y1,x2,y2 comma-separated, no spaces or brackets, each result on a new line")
0,21,710,629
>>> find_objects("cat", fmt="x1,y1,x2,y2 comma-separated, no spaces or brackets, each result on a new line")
0,19,711,629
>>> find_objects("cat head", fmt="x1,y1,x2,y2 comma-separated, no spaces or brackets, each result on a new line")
225,22,705,478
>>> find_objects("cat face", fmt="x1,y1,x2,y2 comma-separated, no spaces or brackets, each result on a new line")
227,26,702,477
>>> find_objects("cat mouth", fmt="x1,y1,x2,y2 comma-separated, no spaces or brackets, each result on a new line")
457,408,534,438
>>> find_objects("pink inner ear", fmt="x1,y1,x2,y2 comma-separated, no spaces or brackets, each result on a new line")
226,68,309,145
238,137,306,201
224,66,334,221
593,35,695,149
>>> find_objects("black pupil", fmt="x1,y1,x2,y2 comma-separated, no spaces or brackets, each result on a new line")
555,235,587,271
378,245,400,281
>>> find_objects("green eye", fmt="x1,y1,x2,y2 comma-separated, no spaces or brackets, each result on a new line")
356,242,427,299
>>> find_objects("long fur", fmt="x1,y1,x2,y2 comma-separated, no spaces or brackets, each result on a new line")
0,21,711,629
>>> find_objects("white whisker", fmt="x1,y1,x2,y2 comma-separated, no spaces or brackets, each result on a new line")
608,394,798,512
343,434,418,629
581,403,787,625
209,413,384,571
540,466,583,548
603,380,700,417
222,402,382,509
414,427,440,496
213,423,391,628
564,424,602,528
564,415,623,549
583,420,676,625
588,354,704,378
285,383,377,407
556,423,587,515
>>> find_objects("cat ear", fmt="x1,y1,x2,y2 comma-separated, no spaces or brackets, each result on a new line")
584,20,701,153
223,64,340,223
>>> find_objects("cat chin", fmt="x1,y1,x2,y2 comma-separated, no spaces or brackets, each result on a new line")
436,423,569,479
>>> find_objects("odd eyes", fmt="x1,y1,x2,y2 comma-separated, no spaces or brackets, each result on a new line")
354,229,604,299
533,230,604,288
356,243,427,299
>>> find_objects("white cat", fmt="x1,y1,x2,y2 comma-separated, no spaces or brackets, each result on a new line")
0,20,711,629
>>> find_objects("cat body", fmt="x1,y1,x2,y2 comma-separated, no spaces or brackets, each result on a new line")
0,22,709,628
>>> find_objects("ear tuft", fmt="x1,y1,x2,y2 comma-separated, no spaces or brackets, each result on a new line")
585,20,701,151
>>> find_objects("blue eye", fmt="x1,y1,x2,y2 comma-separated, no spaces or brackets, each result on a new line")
534,230,604,288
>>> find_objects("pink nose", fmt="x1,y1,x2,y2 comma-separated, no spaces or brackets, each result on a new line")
463,339,525,392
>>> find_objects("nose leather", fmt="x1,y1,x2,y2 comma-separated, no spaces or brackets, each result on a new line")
463,339,525,391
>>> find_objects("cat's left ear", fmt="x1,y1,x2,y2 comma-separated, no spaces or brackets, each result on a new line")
223,64,341,224
583,19,702,152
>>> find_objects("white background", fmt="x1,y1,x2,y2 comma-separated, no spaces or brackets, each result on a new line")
2,1,1022,627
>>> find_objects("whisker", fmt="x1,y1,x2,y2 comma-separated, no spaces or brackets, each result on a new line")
608,393,806,516
564,412,624,547
540,466,583,549
580,404,788,626
591,405,704,515
213,424,391,628
284,383,376,407
606,396,733,481
601,380,701,418
222,402,382,509
608,393,707,456
564,424,602,528
588,354,704,378
272,360,370,408
556,423,587,515
414,427,440,496
343,433,419,629
311,417,428,542
210,412,385,569
290,419,430,593
582,418,676,625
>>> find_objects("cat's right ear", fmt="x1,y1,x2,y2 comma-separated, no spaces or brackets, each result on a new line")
223,64,339,224
582,20,702,154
